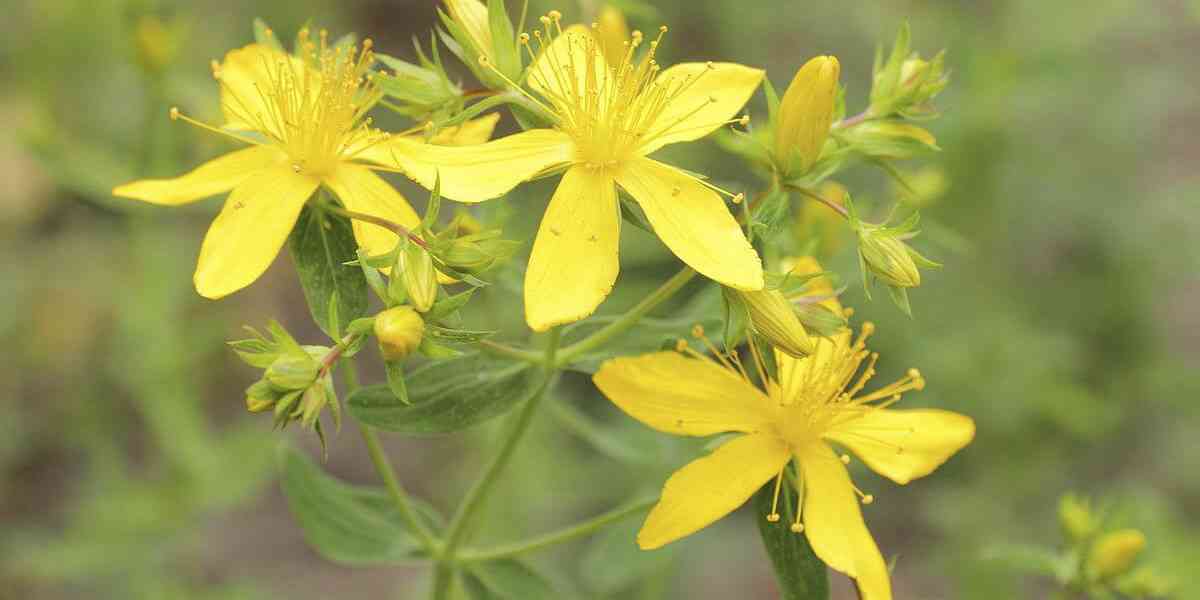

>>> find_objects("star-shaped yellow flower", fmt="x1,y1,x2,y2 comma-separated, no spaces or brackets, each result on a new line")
112,29,498,298
593,258,975,600
375,13,766,331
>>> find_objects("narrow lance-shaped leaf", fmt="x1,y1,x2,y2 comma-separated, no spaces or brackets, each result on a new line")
289,205,369,339
753,481,830,600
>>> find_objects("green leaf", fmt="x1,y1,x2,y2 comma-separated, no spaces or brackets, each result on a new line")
278,447,439,565
385,360,410,405
463,559,558,600
580,518,674,595
753,482,830,600
347,354,536,434
289,207,369,339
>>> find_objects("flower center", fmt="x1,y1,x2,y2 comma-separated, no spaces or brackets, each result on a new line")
774,322,925,444
215,28,386,178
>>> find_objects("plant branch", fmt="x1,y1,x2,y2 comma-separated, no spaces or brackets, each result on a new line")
432,329,562,599
457,497,657,563
321,204,429,249
834,108,874,129
342,360,440,555
478,339,543,364
555,267,697,366
788,185,851,219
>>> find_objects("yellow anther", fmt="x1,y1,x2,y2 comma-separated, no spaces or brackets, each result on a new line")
519,32,530,43
659,25,669,33
691,324,705,338
840,454,851,464
766,513,781,523
861,321,876,335
547,9,562,20
907,368,921,379
790,522,805,533
478,55,490,66
674,339,688,352
732,193,745,204
737,115,750,126
706,61,715,69
168,106,180,121
862,494,874,505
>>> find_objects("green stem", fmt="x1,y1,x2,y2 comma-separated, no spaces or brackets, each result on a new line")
360,425,440,554
458,497,656,563
432,329,562,598
555,267,697,366
788,184,850,220
344,361,440,555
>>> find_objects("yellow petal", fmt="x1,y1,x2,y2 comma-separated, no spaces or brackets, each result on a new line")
638,62,764,155
323,164,421,259
638,433,790,549
527,25,610,111
615,158,763,290
824,409,975,485
593,351,773,437
194,165,320,298
366,129,574,202
427,113,502,146
525,166,620,331
112,146,286,205
798,442,892,600
216,44,305,131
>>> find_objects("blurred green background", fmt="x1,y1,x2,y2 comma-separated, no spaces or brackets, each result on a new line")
3,0,1198,598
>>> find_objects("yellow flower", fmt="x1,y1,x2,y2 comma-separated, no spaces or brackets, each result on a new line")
376,13,766,331
593,262,974,600
112,29,499,299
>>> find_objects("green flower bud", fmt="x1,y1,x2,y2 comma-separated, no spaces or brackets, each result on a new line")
739,289,815,358
844,120,939,160
399,242,438,312
265,354,320,391
245,379,278,413
298,379,330,429
1088,529,1146,581
375,306,425,361
775,56,840,174
1058,494,1096,542
858,230,922,288
443,0,492,64
1116,567,1173,598
134,16,180,74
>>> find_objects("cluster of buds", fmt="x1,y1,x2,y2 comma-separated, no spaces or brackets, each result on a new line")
868,23,948,119
848,198,939,315
1050,494,1173,598
231,322,343,452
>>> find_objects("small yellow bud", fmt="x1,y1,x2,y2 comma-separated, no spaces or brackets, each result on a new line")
776,55,840,174
1058,494,1096,542
1088,529,1146,581
595,5,631,67
858,231,922,288
398,243,438,313
375,306,425,360
134,16,178,73
739,288,815,358
444,0,494,62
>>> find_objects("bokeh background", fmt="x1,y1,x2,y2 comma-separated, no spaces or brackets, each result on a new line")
3,0,1198,598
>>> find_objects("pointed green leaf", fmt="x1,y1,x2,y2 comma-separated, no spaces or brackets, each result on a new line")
753,482,830,600
463,559,558,600
279,447,441,565
347,354,535,434
289,207,369,339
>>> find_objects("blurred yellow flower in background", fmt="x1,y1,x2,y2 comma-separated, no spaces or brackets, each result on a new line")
594,261,974,600
382,12,766,331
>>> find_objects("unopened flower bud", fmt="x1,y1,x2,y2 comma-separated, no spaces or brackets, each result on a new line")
1116,567,1173,598
1058,494,1096,543
443,239,494,273
375,306,425,360
134,16,179,74
595,5,631,67
1088,529,1146,581
299,379,330,428
245,379,278,413
739,288,815,358
398,242,438,312
846,121,938,159
776,55,840,174
858,230,922,288
444,0,493,63
265,354,320,391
